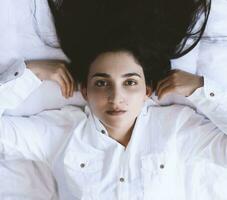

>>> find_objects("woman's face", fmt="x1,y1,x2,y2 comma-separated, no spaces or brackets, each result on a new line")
82,51,151,132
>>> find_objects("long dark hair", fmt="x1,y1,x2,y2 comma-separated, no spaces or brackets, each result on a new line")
47,0,211,84
48,0,210,57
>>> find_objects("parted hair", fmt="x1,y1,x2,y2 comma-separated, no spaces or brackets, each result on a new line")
48,0,211,85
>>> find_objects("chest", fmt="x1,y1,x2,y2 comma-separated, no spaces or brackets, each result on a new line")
60,141,181,200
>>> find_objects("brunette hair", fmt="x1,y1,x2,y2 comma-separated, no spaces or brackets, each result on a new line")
48,0,211,85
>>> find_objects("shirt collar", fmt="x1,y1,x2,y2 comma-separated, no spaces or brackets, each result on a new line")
84,98,156,136
84,105,109,136
141,98,157,115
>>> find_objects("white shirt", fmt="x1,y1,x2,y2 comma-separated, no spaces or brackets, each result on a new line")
1,68,227,200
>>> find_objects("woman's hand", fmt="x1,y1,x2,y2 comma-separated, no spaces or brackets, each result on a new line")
26,60,75,98
156,69,204,100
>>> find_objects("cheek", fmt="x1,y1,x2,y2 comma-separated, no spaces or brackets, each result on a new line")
88,88,108,101
125,86,147,102
87,89,108,110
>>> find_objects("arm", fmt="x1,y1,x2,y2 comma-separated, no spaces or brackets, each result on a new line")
4,60,86,116
1,105,83,164
0,60,85,165
176,106,227,166
0,59,41,110
187,76,227,133
156,69,227,134
25,60,75,98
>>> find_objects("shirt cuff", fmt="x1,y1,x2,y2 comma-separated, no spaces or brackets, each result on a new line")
0,59,26,84
187,77,225,107
0,67,42,110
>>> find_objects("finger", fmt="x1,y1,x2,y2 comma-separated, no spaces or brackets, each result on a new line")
156,76,171,94
54,75,67,98
66,71,74,96
61,62,75,93
157,80,173,99
156,78,172,96
56,63,72,97
158,85,176,100
65,69,75,96
60,71,72,98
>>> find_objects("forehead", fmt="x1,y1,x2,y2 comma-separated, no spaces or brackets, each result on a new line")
88,51,144,77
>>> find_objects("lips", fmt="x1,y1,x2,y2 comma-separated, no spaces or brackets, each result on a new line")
106,110,127,116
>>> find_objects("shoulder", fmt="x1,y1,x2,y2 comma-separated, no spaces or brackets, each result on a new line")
34,105,87,128
146,99,201,130
146,100,194,119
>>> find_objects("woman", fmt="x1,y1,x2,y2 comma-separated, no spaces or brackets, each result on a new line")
1,1,227,199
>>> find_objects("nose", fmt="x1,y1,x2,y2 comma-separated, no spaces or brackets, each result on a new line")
107,85,125,105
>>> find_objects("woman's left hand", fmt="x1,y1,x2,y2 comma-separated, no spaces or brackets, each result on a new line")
156,69,204,100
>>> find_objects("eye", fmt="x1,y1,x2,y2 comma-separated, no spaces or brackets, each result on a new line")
124,79,137,86
95,80,109,87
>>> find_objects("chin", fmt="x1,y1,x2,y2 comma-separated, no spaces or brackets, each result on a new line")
105,115,127,123
103,120,125,130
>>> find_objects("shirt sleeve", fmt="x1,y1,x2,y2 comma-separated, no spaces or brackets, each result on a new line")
0,105,85,166
0,65,85,166
187,76,227,134
0,59,26,84
176,106,227,167
0,60,42,110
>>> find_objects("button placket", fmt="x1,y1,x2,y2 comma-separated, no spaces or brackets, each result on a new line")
117,151,129,200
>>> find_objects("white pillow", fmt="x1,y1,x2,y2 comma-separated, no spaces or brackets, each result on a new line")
203,0,227,37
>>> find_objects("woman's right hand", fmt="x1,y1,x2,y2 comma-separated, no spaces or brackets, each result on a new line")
26,60,75,98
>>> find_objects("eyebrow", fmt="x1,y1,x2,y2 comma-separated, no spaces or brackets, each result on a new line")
122,73,141,78
91,72,142,78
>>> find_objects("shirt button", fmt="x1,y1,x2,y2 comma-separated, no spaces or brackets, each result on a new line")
210,92,215,97
160,164,165,169
101,130,106,134
80,163,86,168
119,177,125,182
14,72,19,76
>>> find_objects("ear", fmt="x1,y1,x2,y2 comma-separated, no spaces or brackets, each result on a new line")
145,86,152,99
81,84,88,101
